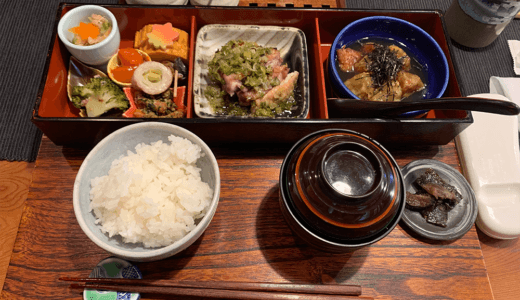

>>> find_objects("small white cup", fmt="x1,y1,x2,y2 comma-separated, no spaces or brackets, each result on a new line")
57,5,120,66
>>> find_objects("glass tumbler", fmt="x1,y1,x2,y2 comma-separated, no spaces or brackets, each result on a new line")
444,0,520,48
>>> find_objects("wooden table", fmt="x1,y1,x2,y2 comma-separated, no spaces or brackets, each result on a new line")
1,0,520,299
0,136,496,299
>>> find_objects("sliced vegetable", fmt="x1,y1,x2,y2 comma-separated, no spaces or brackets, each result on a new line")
131,61,173,95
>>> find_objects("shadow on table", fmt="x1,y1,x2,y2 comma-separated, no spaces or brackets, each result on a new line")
130,235,203,279
477,227,519,249
255,185,368,284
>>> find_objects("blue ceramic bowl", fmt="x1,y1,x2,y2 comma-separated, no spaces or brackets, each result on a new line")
328,16,449,118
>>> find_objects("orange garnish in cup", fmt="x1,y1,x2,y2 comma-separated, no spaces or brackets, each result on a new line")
69,22,100,40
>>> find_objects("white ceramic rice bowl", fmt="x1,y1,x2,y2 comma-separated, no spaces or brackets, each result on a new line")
73,122,220,262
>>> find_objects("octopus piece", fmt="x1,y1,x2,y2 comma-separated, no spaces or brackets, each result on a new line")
221,73,244,96
252,71,299,113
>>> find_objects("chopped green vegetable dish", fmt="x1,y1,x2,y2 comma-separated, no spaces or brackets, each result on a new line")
71,77,129,117
205,40,297,118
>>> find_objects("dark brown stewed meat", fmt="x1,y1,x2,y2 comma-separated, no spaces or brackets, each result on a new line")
407,168,463,227
421,202,449,228
415,168,462,208
406,191,436,211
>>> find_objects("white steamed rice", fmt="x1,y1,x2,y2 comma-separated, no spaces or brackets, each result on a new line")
89,135,213,248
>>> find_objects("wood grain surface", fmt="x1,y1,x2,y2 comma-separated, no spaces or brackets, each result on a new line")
477,229,520,300
1,136,494,300
0,162,34,292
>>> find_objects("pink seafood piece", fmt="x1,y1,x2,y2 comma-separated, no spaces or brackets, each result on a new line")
252,71,299,113
221,73,243,96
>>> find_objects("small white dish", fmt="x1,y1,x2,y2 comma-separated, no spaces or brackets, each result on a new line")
193,24,310,119
57,5,120,66
455,92,520,239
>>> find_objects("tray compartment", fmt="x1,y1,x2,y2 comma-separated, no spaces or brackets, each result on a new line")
32,5,472,147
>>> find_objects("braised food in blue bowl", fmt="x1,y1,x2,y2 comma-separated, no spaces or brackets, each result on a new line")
328,16,449,118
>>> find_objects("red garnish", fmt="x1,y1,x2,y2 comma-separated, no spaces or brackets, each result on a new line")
173,86,186,111
122,87,137,118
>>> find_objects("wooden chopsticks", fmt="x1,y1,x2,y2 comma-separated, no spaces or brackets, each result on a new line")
60,277,371,299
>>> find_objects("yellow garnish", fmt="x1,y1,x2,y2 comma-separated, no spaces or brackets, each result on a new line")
143,69,163,83
69,22,100,41
146,23,179,50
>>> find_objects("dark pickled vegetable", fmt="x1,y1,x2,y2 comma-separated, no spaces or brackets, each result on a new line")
161,58,187,81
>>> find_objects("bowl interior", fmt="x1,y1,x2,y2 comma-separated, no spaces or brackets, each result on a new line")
329,16,449,103
193,24,310,119
73,122,220,261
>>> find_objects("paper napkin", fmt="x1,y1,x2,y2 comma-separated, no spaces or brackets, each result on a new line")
508,40,520,75
489,76,520,129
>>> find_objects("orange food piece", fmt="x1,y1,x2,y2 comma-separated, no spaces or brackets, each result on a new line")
111,66,137,83
118,48,144,67
111,49,148,83
69,22,100,40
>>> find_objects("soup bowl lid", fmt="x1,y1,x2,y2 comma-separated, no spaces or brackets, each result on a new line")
284,129,404,242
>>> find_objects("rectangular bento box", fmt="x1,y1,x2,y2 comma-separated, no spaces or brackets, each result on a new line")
31,4,471,147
